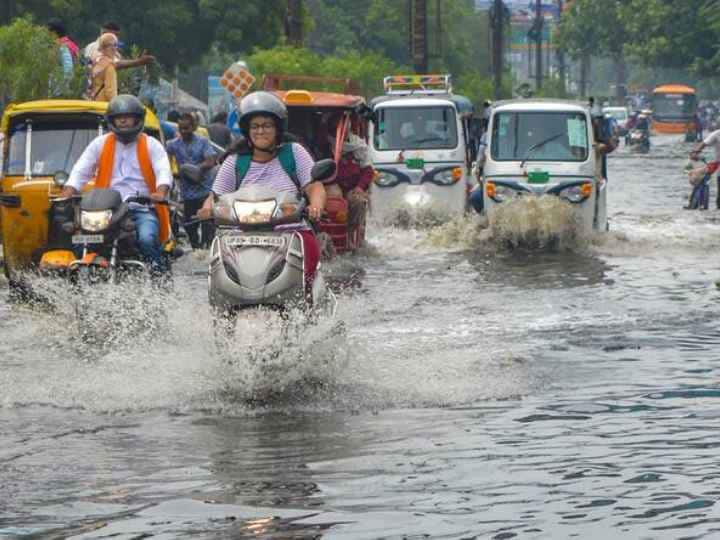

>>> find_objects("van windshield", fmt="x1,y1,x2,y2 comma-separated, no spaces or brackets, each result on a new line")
374,106,458,150
491,111,589,162
5,122,100,176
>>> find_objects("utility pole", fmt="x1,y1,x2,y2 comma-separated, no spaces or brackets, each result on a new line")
436,0,442,60
556,0,566,94
286,0,304,47
410,0,428,73
534,0,543,91
490,0,504,100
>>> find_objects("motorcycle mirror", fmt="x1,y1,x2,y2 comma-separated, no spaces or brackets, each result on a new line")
311,159,337,183
53,170,69,187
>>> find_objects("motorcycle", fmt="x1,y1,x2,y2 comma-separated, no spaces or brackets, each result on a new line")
627,129,650,153
40,188,177,284
685,158,713,211
208,159,338,336
38,188,181,343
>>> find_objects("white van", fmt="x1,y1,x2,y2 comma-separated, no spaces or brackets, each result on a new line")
368,75,478,221
480,99,608,234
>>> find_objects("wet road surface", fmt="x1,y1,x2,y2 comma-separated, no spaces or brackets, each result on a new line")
2,136,720,539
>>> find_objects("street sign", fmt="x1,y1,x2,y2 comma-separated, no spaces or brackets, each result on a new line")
220,62,256,104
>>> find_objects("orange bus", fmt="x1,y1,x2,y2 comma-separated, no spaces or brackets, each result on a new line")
651,84,697,134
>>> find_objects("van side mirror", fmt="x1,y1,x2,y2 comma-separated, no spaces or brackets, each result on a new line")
311,159,337,183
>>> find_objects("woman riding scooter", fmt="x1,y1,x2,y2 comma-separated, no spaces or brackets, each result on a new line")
197,91,327,289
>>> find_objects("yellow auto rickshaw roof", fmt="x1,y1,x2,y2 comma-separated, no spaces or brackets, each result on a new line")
1,99,161,132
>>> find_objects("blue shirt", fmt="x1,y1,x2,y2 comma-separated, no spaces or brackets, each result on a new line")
166,134,216,200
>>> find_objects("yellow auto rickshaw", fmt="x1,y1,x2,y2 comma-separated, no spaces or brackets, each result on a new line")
0,99,165,289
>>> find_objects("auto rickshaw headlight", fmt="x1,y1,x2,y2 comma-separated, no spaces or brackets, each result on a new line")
488,182,525,203
80,209,113,232
558,183,593,203
53,170,69,187
429,167,463,185
374,171,401,188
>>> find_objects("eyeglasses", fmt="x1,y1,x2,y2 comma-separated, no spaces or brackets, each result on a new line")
249,123,276,132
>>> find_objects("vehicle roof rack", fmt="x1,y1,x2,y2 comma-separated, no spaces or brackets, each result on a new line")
383,74,452,95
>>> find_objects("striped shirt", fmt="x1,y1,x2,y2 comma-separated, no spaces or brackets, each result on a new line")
212,143,314,196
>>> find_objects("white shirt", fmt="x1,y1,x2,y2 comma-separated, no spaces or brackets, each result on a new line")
67,133,173,201
703,129,720,160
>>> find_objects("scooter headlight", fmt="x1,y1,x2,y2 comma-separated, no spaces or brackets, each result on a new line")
558,183,593,203
273,201,301,220
80,209,112,232
233,200,276,224
374,171,401,188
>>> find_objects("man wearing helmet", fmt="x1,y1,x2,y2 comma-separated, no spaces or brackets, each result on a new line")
62,94,173,274
197,91,326,287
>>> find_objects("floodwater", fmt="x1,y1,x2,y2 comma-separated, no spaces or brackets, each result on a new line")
3,136,720,539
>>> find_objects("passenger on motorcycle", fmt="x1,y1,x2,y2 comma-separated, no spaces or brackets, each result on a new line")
61,94,173,274
197,91,327,285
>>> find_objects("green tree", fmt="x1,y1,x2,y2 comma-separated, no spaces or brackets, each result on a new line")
621,0,717,75
0,16,78,102
557,0,629,100
247,45,409,98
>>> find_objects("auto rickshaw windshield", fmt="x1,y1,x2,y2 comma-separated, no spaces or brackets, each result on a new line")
5,120,101,176
491,111,589,162
374,106,458,151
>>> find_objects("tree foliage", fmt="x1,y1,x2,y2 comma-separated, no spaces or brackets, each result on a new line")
247,46,408,98
620,0,717,74
0,16,75,102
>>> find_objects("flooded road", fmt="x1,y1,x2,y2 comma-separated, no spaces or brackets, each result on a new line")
3,137,720,539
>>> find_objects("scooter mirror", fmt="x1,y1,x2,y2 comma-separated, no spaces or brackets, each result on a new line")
311,159,337,183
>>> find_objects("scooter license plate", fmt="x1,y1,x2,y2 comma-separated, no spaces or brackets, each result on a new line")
225,235,284,248
72,234,104,244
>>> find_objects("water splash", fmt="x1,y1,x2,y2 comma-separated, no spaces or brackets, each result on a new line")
370,205,454,230
211,307,351,404
489,196,584,250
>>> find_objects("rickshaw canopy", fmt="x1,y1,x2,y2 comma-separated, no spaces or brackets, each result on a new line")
1,99,162,133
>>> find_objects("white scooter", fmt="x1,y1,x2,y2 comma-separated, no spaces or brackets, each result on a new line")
208,159,337,335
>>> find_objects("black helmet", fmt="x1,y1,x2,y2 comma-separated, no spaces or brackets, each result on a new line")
238,91,288,137
106,94,146,144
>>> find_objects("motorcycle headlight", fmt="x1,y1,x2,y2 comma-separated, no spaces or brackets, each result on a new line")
80,209,112,232
374,171,401,188
233,200,276,224
558,183,593,203
487,182,525,203
429,167,462,186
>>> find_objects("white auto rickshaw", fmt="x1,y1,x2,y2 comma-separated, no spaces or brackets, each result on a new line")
368,75,479,222
478,99,608,234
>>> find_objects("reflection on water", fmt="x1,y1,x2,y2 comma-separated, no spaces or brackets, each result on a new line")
468,249,614,289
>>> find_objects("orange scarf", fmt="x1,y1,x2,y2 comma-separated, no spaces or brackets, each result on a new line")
96,133,171,243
